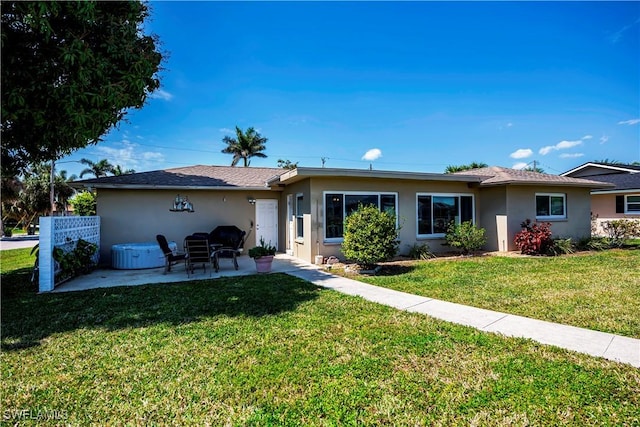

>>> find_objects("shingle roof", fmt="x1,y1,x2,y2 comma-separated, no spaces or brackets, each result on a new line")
584,173,640,192
73,165,285,189
454,166,613,188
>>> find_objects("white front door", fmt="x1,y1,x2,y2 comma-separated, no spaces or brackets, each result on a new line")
255,199,278,249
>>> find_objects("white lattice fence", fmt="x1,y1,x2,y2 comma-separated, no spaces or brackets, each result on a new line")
39,216,100,292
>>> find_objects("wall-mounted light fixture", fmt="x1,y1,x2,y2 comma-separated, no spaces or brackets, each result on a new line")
170,194,194,212
247,197,256,205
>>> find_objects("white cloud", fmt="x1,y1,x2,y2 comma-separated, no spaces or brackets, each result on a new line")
581,135,592,140
95,140,164,171
618,119,640,125
559,153,585,159
539,139,583,155
512,162,528,170
362,148,382,161
219,128,235,134
510,148,533,159
600,135,609,144
149,89,173,101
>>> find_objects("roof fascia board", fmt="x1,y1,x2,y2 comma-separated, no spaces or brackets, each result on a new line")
479,181,614,189
275,167,482,184
72,184,278,191
591,188,640,195
561,163,638,176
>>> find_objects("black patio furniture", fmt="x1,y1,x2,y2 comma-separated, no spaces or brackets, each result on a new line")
184,234,214,277
208,225,246,272
156,234,187,274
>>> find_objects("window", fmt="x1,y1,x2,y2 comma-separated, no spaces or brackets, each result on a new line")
626,195,640,214
536,193,566,219
296,194,304,239
417,194,474,237
324,192,397,241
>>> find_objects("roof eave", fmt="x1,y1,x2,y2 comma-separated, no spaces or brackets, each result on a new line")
479,180,614,189
274,167,483,184
72,183,278,191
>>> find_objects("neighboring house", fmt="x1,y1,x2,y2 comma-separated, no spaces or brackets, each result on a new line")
561,162,640,235
74,165,611,265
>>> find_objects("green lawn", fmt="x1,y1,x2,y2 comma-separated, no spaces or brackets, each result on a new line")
352,250,640,339
1,248,639,425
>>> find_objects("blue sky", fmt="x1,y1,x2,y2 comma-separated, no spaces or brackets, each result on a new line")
62,1,640,177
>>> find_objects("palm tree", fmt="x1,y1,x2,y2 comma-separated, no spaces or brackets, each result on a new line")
79,158,114,178
444,162,488,173
221,126,268,167
54,170,77,214
112,165,136,175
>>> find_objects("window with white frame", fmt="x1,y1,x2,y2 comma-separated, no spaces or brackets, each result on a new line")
416,193,474,237
295,194,304,239
536,193,566,219
626,195,640,214
324,192,397,241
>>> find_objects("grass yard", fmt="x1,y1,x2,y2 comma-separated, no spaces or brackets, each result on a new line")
1,248,640,425
353,250,640,339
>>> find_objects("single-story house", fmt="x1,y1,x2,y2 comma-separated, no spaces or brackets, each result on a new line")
74,165,612,265
561,162,640,234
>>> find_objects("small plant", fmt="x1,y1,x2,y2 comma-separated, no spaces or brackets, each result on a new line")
248,237,276,259
548,238,575,256
341,203,399,269
3,227,13,237
406,243,436,260
514,219,553,255
601,219,640,246
445,221,486,255
53,238,98,282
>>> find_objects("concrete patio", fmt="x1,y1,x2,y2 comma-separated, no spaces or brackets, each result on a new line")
52,253,313,293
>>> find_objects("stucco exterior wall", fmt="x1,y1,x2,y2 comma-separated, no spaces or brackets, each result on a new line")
279,179,311,261
504,186,592,250
476,186,507,251
96,188,278,265
591,193,640,235
299,176,479,262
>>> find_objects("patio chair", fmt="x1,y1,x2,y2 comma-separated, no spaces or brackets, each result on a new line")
208,225,246,272
156,234,187,274
184,234,213,277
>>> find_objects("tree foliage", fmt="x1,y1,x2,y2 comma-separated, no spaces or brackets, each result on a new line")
1,1,163,176
221,126,268,167
341,204,399,268
69,191,96,216
79,158,114,178
277,159,298,170
444,162,488,173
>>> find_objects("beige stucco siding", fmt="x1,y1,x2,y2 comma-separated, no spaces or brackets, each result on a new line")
476,186,507,251
503,186,592,250
97,188,278,265
281,176,480,262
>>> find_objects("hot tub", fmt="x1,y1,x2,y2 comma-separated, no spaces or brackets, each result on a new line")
111,241,177,270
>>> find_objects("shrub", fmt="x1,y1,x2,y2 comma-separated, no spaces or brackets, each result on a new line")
514,219,553,255
406,243,435,260
445,221,486,255
548,238,575,256
69,191,97,216
601,219,640,246
341,204,399,268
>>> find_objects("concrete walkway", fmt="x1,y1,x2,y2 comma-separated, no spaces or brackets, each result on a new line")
51,254,639,367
